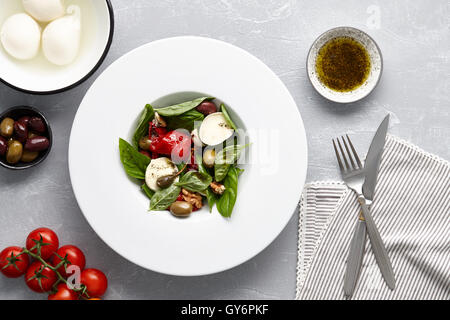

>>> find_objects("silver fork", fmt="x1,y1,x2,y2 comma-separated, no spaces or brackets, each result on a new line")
332,135,365,196
332,135,396,291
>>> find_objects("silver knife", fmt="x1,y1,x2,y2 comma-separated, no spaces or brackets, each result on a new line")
344,115,395,297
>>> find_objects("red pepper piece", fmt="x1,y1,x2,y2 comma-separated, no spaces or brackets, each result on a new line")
150,130,191,160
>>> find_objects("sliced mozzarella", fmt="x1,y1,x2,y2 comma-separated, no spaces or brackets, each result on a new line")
0,13,41,60
145,157,179,192
199,112,234,146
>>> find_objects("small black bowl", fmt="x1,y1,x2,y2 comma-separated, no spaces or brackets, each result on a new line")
0,106,53,170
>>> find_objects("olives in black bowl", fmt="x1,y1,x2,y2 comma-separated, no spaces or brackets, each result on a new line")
0,106,52,170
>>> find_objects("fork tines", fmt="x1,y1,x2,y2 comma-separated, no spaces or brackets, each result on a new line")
332,135,363,173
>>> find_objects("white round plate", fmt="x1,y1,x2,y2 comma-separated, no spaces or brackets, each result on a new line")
69,36,307,276
307,26,383,103
0,0,113,94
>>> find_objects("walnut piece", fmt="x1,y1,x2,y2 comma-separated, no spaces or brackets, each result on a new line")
182,188,203,209
210,182,226,195
152,112,167,128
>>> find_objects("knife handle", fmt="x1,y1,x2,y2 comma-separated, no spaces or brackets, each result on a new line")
344,217,367,298
358,196,396,290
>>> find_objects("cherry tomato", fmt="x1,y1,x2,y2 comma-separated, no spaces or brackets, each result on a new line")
48,284,78,300
0,246,29,278
52,245,86,278
26,228,59,260
80,268,108,298
25,261,57,293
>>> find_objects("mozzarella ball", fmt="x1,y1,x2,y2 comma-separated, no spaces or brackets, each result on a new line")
42,5,81,66
22,0,65,23
1,13,41,60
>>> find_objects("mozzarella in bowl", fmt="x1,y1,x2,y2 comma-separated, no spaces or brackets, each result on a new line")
0,13,41,60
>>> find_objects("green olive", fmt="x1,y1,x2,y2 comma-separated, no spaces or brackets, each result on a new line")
6,140,23,164
0,118,14,138
139,136,152,151
157,174,177,189
170,201,193,217
203,149,216,168
21,150,39,163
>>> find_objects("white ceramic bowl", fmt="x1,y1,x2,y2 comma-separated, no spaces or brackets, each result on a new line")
69,36,308,276
0,0,114,94
307,26,383,103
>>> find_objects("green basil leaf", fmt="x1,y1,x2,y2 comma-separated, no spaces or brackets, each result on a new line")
133,104,154,147
149,184,181,211
217,166,239,218
220,104,238,130
175,171,212,193
214,144,249,181
156,97,214,117
195,153,216,212
119,138,150,179
206,189,217,213
165,109,204,131
141,183,154,200
214,164,230,183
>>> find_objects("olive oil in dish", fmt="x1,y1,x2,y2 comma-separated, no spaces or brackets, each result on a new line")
315,37,371,92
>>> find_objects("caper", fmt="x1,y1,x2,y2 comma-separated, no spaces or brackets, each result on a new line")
157,174,177,189
21,150,39,163
0,118,14,138
203,149,216,168
170,201,193,217
6,140,23,164
139,136,152,151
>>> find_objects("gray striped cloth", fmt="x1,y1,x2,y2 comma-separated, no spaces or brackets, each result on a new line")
296,135,450,300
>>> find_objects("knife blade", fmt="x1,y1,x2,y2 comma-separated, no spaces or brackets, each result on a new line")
344,115,394,297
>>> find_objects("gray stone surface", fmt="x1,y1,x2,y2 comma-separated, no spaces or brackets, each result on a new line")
0,0,448,300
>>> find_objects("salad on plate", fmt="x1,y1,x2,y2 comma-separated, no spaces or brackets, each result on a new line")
119,97,249,218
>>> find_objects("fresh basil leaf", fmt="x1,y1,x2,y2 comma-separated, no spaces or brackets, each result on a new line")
133,104,154,147
141,183,154,200
215,144,248,165
195,154,216,212
165,109,204,131
149,184,181,211
175,171,212,193
214,144,249,181
206,189,217,213
214,164,230,183
220,104,238,130
119,138,150,179
217,166,239,218
156,97,214,117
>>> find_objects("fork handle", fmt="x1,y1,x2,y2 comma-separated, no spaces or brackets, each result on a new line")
358,196,396,290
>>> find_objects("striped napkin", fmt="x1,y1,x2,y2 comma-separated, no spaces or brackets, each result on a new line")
296,135,450,300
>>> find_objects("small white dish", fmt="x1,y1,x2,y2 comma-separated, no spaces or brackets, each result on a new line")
307,26,383,103
69,36,308,276
0,0,114,94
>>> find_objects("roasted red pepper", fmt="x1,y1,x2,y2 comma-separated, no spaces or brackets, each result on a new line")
150,130,191,160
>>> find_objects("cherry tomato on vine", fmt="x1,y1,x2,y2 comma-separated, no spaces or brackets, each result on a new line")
0,246,29,278
80,268,108,298
52,245,86,278
48,284,79,300
25,261,57,293
26,228,59,260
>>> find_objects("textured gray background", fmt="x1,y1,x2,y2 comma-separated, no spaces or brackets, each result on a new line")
0,0,449,300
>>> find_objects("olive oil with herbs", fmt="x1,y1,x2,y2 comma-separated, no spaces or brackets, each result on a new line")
316,37,371,92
